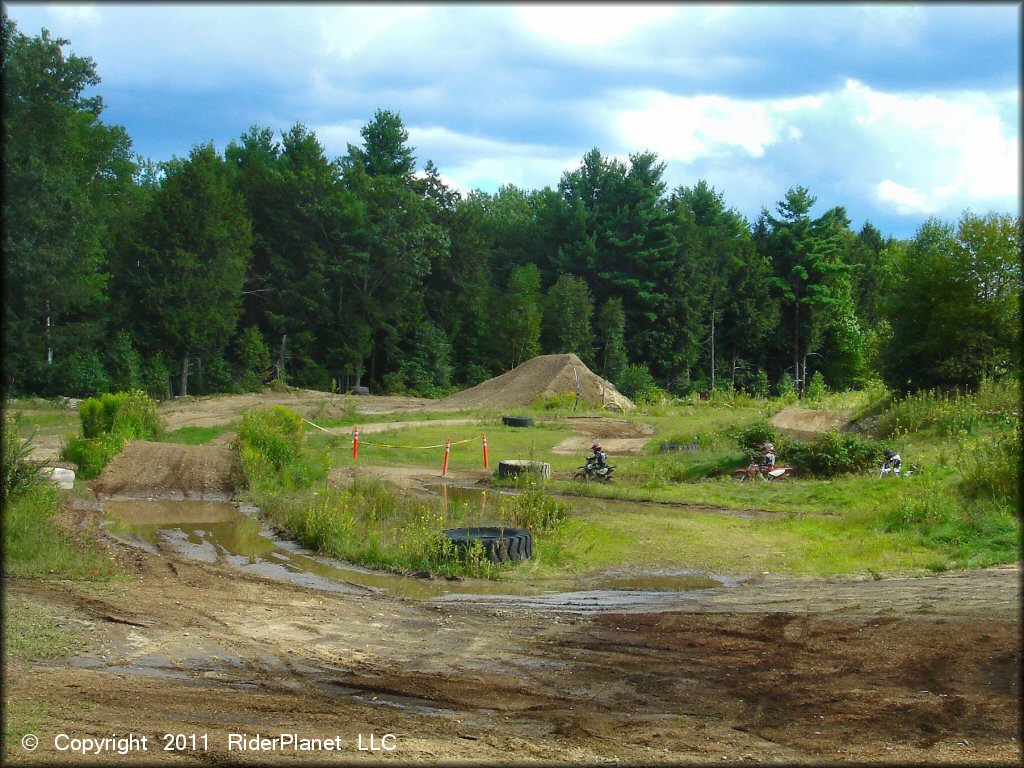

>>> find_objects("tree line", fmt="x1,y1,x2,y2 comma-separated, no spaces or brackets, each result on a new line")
4,21,1020,400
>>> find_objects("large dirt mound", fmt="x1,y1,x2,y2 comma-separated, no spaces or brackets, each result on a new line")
91,440,240,499
438,354,633,411
770,406,854,441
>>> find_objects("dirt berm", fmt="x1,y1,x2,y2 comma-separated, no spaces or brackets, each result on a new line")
438,353,633,411
90,439,239,499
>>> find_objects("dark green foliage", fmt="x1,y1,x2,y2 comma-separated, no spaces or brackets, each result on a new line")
107,331,143,392
542,273,594,361
500,264,543,368
54,350,110,397
397,320,454,396
879,213,1021,392
232,326,270,391
2,20,135,396
617,363,658,401
596,297,628,385
786,431,883,478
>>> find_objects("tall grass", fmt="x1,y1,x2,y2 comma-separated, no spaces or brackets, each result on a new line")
61,390,162,478
877,378,1019,438
238,405,529,577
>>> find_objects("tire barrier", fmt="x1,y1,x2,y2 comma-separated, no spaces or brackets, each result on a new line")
443,526,533,563
501,416,533,427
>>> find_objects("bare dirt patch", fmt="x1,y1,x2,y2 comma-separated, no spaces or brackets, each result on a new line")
437,354,633,411
550,415,655,455
157,388,432,431
5,533,1018,764
771,406,855,440
328,464,490,494
90,440,240,499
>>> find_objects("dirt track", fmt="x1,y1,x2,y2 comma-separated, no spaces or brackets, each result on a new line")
4,506,1020,765
8,393,1021,763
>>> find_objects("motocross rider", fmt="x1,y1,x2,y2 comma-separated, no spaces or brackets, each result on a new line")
590,443,607,469
882,448,902,476
761,442,776,470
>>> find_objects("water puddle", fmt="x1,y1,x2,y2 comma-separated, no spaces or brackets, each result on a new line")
102,492,735,605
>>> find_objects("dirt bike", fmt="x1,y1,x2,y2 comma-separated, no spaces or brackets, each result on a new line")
733,461,793,482
575,458,615,482
879,459,917,478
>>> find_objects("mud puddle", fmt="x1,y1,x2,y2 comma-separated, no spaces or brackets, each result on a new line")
102,495,735,607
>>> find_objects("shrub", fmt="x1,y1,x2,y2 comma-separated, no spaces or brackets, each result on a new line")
876,388,997,438
143,352,171,400
748,369,770,398
957,419,1020,505
733,422,787,461
2,413,46,499
532,390,578,411
237,406,304,477
499,482,569,532
776,372,795,398
804,371,828,402
786,430,883,478
61,391,162,479
618,363,658,401
233,326,270,391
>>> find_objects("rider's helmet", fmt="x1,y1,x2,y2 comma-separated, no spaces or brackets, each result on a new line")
592,443,602,452
883,448,896,459
763,442,774,452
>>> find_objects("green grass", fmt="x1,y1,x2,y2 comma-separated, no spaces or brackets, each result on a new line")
3,598,93,661
162,424,232,445
3,483,122,579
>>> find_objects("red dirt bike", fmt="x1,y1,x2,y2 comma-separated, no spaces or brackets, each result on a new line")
733,461,793,482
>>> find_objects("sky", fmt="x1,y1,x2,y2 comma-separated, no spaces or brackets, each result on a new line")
4,2,1020,238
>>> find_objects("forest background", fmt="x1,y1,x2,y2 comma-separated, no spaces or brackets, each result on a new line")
4,21,1020,402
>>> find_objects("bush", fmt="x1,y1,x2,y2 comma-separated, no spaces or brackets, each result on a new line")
237,406,305,477
957,419,1020,505
748,369,770,398
786,430,883,478
733,422,787,461
143,352,171,400
61,390,162,478
804,371,828,402
776,372,796,398
531,390,577,411
233,326,270,391
3,413,46,499
618,363,658,401
877,388,980,438
499,482,569,532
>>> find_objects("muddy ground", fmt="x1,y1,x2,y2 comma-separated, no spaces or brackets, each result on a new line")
7,392,1021,764
4,504,1020,765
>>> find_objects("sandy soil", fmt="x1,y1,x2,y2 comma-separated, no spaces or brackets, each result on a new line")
157,389,433,431
90,441,240,500
5,518,1019,765
438,354,633,411
770,407,855,441
549,416,656,455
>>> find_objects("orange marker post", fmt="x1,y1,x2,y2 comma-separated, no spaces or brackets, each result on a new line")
442,436,451,477
353,425,360,462
482,434,489,469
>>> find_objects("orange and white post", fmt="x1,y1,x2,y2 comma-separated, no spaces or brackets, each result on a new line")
481,434,489,469
442,436,451,477
352,425,359,462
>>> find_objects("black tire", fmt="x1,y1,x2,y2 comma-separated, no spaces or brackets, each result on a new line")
574,470,590,481
442,526,532,563
733,471,750,483
502,416,533,427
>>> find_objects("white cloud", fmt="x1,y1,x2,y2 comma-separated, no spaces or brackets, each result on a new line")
515,4,678,46
408,126,578,193
608,79,1019,220
615,91,780,163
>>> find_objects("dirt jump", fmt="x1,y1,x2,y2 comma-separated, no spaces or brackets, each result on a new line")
90,438,239,500
770,406,855,441
437,353,634,411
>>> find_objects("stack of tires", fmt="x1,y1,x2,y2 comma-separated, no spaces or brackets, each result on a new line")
442,526,533,563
